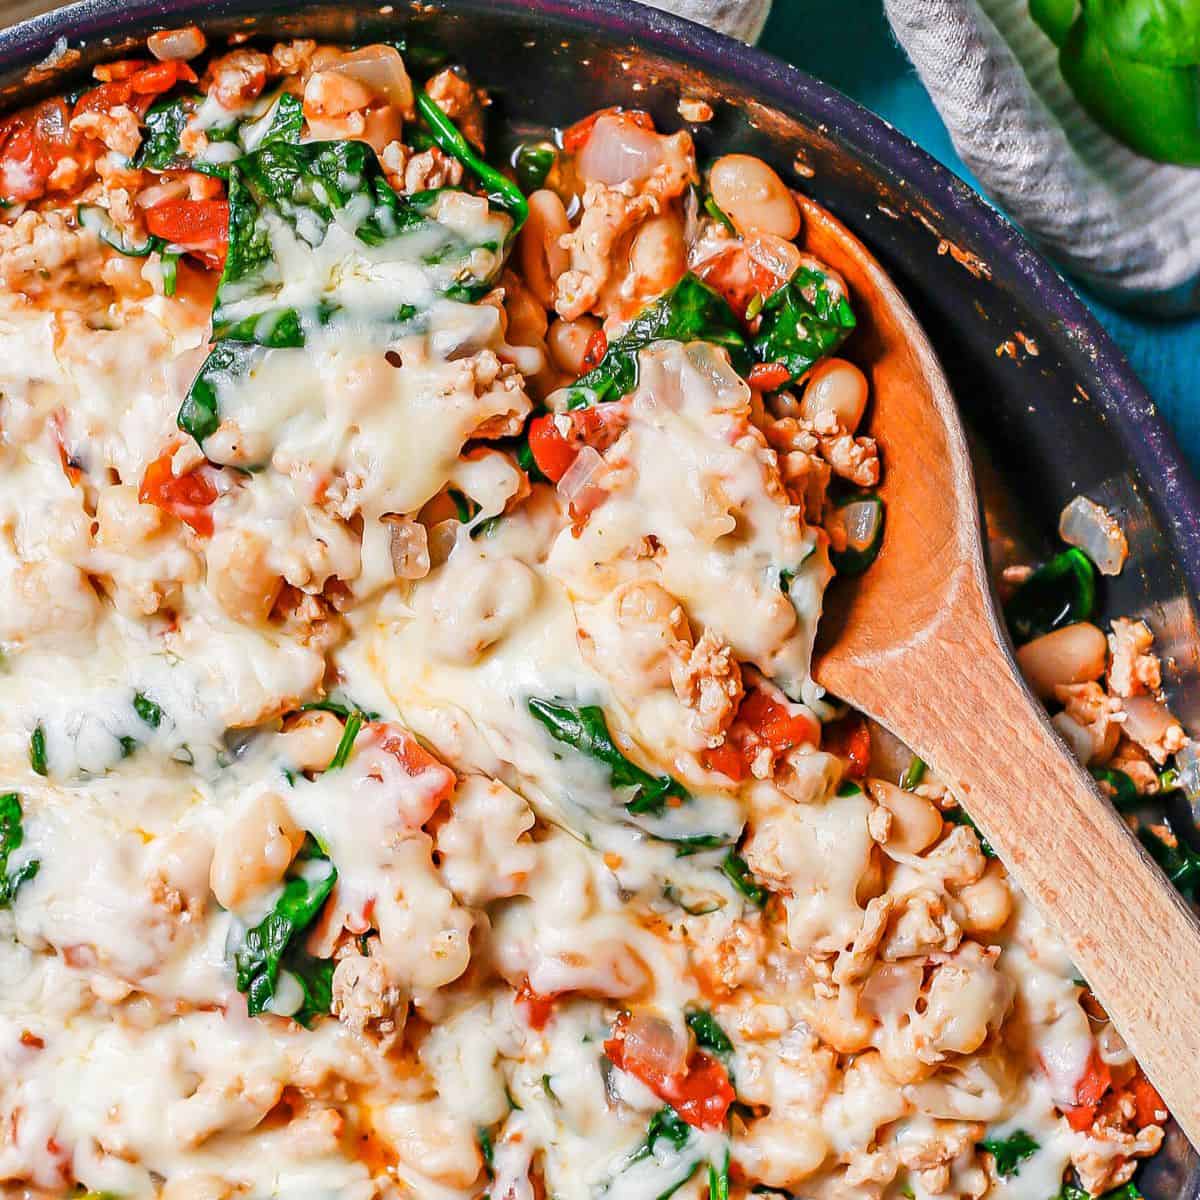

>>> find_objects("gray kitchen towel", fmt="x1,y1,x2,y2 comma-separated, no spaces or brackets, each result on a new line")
885,0,1200,315
640,0,773,42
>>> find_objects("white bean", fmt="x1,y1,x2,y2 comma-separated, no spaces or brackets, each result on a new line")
709,153,801,239
210,792,304,911
867,779,942,854
1016,621,1107,699
957,860,1013,935
800,357,869,432
518,189,571,309
547,315,602,376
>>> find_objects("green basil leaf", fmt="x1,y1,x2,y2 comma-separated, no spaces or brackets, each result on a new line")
1091,0,1200,65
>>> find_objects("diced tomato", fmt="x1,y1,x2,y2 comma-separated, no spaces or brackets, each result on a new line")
1126,1072,1166,1128
74,61,197,122
581,328,608,371
747,362,791,392
93,58,152,82
821,712,871,778
694,245,757,319
128,60,197,95
138,449,219,536
738,689,819,753
561,106,655,154
527,413,578,484
700,741,748,782
516,976,559,1030
369,723,457,811
605,1014,734,1131
145,199,230,269
527,405,628,485
1061,1048,1113,1131
0,99,74,204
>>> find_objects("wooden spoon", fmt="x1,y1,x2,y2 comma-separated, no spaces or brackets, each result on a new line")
801,194,1200,1146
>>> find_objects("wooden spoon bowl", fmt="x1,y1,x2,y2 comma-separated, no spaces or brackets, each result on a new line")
801,194,1200,1146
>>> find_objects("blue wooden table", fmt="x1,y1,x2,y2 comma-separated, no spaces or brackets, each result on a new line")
760,1,1200,473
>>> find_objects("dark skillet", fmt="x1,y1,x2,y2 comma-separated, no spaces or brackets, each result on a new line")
0,0,1197,1193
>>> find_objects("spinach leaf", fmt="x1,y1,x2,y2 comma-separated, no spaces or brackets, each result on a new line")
233,842,337,1021
327,712,363,770
707,1151,730,1200
1004,547,1097,644
287,949,336,1028
1092,0,1200,66
628,1107,692,1162
178,340,261,443
751,265,856,384
900,754,926,791
136,93,195,170
527,698,690,814
1090,765,1139,811
513,141,556,193
686,1009,733,1057
977,1129,1039,1178
1139,825,1200,899
945,806,995,858
721,850,768,907
29,725,47,777
0,792,39,907
415,90,528,228
256,91,305,147
1057,1183,1144,1200
565,274,749,408
133,691,163,729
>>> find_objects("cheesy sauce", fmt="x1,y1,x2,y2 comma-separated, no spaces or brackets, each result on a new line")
0,30,1179,1200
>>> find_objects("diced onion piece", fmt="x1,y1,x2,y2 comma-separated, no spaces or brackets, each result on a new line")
556,444,605,506
616,1011,689,1081
1177,741,1200,809
577,114,665,185
1095,1021,1134,1068
830,494,885,577
1058,495,1128,577
1122,695,1177,750
148,25,206,61
326,44,414,114
265,969,305,1018
386,516,430,580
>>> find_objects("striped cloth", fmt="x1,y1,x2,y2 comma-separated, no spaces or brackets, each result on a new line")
885,0,1200,314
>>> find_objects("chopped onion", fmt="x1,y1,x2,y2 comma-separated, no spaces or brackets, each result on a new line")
1058,495,1128,577
1177,741,1200,815
1122,695,1177,753
386,516,430,580
859,961,922,1021
427,519,461,568
135,179,190,210
556,444,605,506
746,232,803,294
577,115,664,186
147,25,207,61
617,1011,689,1080
325,44,414,114
1095,1020,1134,1067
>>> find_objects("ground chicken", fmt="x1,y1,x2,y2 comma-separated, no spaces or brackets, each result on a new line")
331,952,406,1046
380,140,465,195
425,68,486,149
669,627,744,743
1107,617,1162,697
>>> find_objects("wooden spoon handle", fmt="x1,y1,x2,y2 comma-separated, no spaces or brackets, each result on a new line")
897,605,1200,1145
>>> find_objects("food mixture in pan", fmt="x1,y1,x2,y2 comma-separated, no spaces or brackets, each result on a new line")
0,29,1191,1200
